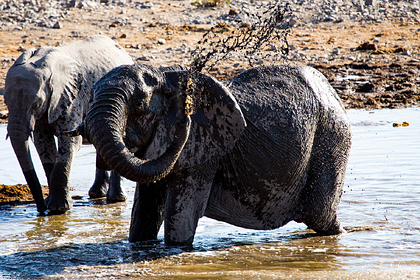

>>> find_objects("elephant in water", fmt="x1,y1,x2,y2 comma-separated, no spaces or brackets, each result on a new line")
69,64,352,247
4,35,134,213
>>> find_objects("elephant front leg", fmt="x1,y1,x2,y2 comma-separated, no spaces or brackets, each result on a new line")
45,135,82,212
163,162,217,247
89,153,126,201
129,181,166,243
89,169,110,198
89,153,110,198
107,171,127,202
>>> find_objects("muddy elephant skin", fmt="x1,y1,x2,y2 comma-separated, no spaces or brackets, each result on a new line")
4,35,134,212
77,64,352,247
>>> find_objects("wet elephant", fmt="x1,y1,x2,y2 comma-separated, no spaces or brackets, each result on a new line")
70,64,352,246
4,35,134,213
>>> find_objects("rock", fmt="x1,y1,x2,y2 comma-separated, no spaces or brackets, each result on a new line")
229,9,238,16
402,49,411,56
356,42,377,51
136,56,149,61
52,21,62,29
356,82,375,92
364,0,376,6
0,110,8,119
157,38,166,45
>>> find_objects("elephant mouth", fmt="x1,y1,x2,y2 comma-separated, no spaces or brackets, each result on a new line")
124,123,156,155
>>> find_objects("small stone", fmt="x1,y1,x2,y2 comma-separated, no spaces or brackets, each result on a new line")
402,49,411,56
137,56,149,61
229,8,238,15
365,0,376,6
157,38,166,45
52,21,62,29
0,110,8,119
356,83,374,93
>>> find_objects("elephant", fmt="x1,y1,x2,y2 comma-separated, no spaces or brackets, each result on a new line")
69,63,352,247
4,35,134,213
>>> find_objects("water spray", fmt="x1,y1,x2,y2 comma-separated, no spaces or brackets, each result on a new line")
182,2,292,115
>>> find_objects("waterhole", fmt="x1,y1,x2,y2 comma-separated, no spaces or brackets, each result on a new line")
1,108,419,279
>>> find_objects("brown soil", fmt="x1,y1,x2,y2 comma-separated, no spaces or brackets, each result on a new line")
0,184,49,206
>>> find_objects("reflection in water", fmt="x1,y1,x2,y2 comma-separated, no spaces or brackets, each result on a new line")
1,108,420,279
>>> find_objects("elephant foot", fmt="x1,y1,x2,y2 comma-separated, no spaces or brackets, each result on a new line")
88,184,108,198
107,184,127,202
310,219,346,236
107,172,126,202
45,188,73,213
89,169,110,198
107,191,127,202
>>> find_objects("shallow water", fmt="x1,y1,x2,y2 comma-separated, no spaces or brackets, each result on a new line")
1,108,420,279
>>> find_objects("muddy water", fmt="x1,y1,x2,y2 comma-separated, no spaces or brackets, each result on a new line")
1,108,420,279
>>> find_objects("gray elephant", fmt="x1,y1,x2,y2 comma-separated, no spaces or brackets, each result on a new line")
70,64,352,247
4,35,134,213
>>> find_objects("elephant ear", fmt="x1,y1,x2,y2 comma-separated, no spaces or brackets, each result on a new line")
13,48,37,66
146,70,246,169
43,51,82,124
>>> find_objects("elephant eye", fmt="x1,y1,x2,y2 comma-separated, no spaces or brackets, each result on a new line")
32,100,42,111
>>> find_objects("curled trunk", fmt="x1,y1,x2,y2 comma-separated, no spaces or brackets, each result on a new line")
83,91,190,184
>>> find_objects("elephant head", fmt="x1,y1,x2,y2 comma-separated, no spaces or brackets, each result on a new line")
70,64,245,184
4,47,82,212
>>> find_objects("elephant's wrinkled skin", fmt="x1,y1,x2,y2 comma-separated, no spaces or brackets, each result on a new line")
77,64,352,246
4,35,134,213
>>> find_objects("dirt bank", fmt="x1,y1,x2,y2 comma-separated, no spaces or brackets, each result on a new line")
0,184,48,206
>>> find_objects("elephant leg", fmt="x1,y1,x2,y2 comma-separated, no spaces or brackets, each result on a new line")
301,127,351,235
33,124,57,182
129,181,166,243
164,161,217,247
45,134,82,212
90,153,111,198
32,125,57,212
88,169,109,198
107,171,127,202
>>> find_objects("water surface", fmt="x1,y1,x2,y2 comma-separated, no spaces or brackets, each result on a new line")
1,108,420,279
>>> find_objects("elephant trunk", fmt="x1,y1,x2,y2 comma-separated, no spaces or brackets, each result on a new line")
7,124,46,213
83,90,191,184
